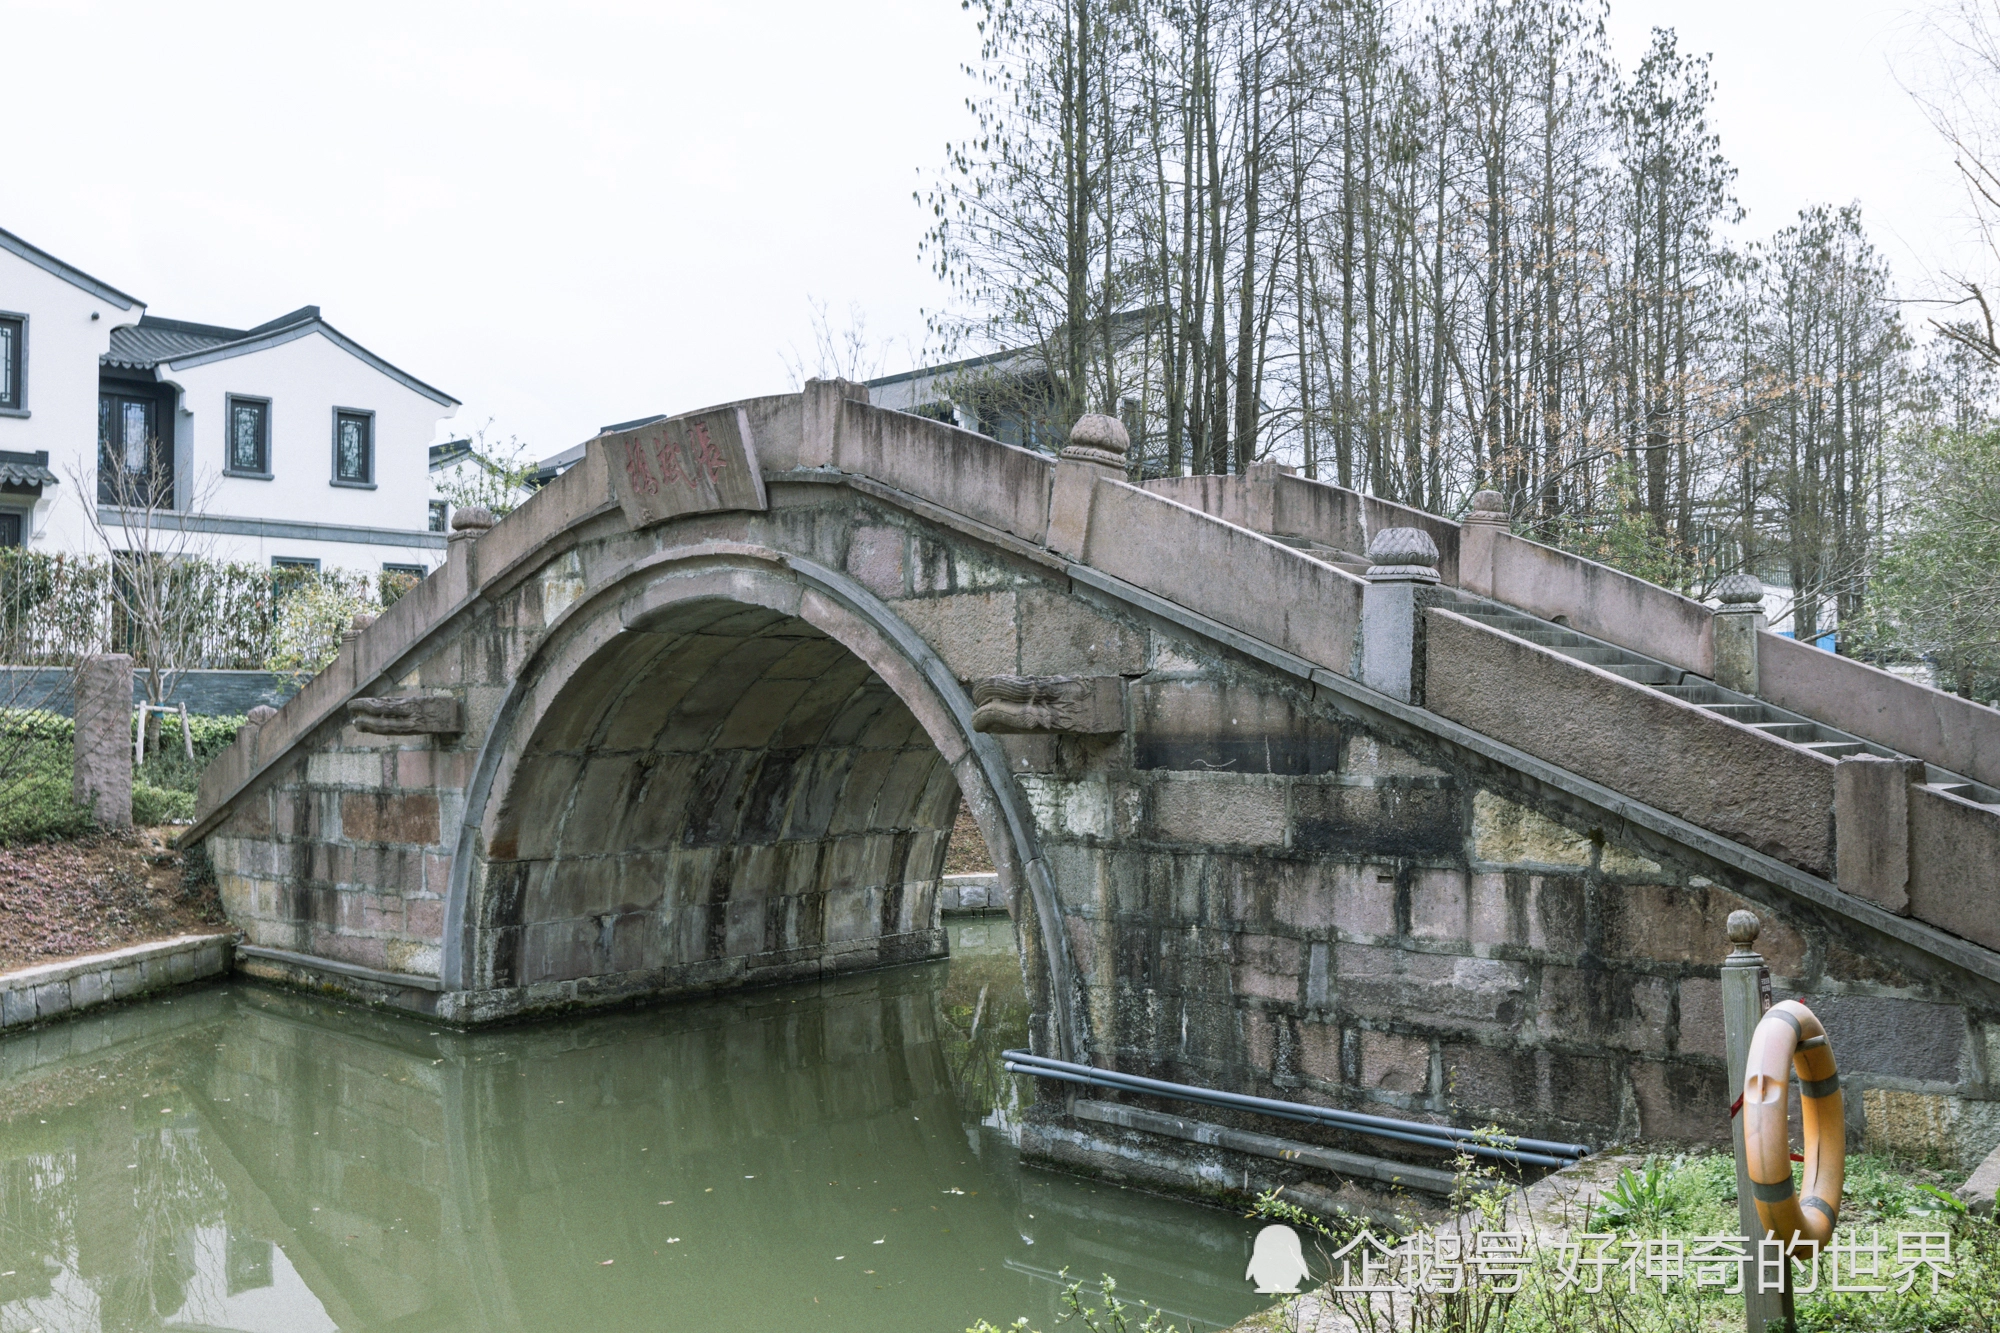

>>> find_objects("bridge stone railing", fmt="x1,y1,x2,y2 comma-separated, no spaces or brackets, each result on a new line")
1424,608,1836,875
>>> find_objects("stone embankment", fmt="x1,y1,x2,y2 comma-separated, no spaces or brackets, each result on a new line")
0,933,234,1031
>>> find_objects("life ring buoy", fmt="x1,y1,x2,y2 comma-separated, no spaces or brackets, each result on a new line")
1742,999,1844,1244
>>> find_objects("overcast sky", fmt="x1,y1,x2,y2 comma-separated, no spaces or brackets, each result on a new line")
0,1,1980,461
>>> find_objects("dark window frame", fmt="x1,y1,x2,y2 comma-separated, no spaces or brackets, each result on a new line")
0,311,25,417
0,511,22,547
224,394,273,479
428,499,449,533
330,407,376,488
271,555,321,572
97,381,176,509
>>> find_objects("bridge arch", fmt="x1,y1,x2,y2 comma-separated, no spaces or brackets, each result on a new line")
438,541,1082,1054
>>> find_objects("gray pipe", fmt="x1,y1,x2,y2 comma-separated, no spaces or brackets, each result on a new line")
1002,1049,1589,1169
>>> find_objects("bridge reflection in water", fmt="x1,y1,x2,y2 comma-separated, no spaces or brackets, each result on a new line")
0,924,1262,1333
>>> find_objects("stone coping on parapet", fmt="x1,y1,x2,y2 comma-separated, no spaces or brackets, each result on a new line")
0,932,235,1032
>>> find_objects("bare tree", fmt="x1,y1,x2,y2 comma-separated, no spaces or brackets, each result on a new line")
68,436,220,750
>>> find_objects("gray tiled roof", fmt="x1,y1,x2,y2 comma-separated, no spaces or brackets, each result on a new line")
104,317,244,369
0,449,58,486
99,307,457,407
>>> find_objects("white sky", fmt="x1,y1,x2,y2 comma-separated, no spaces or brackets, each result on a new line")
0,1,1980,460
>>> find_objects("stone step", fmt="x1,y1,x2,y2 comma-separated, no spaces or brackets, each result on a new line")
1547,644,1631,667
1750,721,1822,743
1601,663,1676,685
1803,740,1868,759
1656,683,1734,706
1522,629,1593,649
1461,613,1547,635
1702,702,1776,723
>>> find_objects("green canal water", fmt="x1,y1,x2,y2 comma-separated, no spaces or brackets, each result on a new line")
0,921,1267,1332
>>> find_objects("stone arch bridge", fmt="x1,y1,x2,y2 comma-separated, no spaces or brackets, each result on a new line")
188,380,2000,1170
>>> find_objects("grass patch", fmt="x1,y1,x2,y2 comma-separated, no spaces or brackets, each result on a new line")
0,709,243,843
971,1149,2000,1333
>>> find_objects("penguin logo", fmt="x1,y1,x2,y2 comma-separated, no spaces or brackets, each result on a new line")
1245,1224,1312,1294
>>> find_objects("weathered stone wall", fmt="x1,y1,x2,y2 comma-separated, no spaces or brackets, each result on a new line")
1029,642,1998,1169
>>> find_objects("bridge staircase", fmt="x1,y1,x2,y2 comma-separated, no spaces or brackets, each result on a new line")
1444,602,2000,814
1231,521,2000,813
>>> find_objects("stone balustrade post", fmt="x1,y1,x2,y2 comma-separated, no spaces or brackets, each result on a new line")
1721,910,1793,1332
73,653,133,830
242,704,278,764
1835,753,1925,913
446,505,495,591
1047,414,1130,560
801,377,871,469
1713,573,1765,695
1458,489,1507,599
1357,527,1440,704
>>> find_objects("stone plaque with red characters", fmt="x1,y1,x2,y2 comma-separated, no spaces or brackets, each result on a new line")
602,404,769,527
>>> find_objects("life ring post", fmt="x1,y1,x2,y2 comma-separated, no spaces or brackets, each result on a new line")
1721,910,1796,1332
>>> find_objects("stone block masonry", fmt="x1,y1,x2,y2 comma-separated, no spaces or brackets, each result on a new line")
0,934,234,1031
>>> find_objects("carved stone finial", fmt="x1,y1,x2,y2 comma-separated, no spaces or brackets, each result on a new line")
1466,490,1508,527
1062,414,1130,470
1727,909,1761,945
1367,527,1440,567
1715,573,1765,607
451,505,496,534
245,705,278,727
1364,527,1442,584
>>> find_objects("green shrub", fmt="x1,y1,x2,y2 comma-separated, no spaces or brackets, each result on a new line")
0,708,76,746
0,770,97,844
132,781,195,826
0,706,242,837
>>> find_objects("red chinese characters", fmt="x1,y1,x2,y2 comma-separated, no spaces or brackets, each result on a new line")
623,444,660,496
689,420,726,483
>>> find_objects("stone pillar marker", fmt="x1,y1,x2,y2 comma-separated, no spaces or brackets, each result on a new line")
1712,573,1765,695
1046,414,1130,560
1721,909,1793,1333
1357,527,1439,704
1835,753,1925,913
72,653,133,830
1457,488,1508,598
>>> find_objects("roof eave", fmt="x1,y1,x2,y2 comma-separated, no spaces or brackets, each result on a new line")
163,318,460,407
0,225,142,310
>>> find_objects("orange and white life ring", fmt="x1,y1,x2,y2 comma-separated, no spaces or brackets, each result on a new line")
1742,999,1844,1244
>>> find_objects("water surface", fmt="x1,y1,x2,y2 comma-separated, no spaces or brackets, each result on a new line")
0,921,1266,1332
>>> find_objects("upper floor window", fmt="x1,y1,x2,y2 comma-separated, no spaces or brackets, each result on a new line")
333,409,374,487
98,389,172,509
227,396,271,476
0,513,20,547
0,314,23,412
428,499,448,532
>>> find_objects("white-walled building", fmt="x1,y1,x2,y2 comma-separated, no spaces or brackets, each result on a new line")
0,223,458,574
